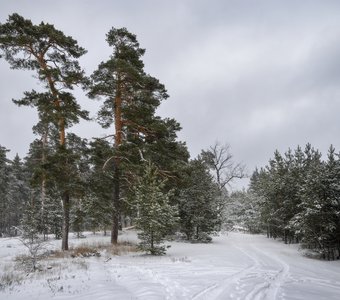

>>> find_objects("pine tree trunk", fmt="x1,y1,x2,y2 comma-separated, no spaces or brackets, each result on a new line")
41,129,48,240
61,191,70,250
111,166,120,244
111,78,123,245
38,55,70,250
151,232,154,254
284,229,287,244
41,176,47,240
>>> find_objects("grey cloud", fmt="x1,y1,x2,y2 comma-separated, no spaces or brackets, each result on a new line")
1,0,340,189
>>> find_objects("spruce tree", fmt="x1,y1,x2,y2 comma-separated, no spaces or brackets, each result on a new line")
19,193,46,271
133,163,178,255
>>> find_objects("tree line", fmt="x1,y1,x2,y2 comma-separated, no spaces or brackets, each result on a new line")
0,14,244,255
248,144,340,260
2,14,338,260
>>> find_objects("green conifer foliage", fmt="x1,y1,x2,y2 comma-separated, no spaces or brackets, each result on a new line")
0,146,11,236
0,13,88,250
19,194,45,271
7,154,30,235
86,139,115,232
251,144,340,259
179,159,220,241
133,163,178,255
87,27,188,244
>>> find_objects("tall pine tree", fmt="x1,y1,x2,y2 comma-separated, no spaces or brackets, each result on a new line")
87,27,187,243
0,14,88,250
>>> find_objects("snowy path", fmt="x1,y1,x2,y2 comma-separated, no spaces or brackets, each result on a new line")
1,232,340,299
184,233,340,300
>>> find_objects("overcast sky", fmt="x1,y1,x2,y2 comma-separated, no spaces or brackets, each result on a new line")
1,0,340,189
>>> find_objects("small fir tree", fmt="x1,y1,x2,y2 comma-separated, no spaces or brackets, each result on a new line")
19,194,46,271
133,163,178,255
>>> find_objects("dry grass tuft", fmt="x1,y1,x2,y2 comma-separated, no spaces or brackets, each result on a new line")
46,241,138,260
92,241,138,256
111,242,139,256
0,271,23,291
72,246,100,258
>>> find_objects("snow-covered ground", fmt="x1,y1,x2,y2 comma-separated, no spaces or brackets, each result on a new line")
1,230,340,300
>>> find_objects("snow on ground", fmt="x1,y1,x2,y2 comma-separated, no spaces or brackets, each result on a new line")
1,230,340,300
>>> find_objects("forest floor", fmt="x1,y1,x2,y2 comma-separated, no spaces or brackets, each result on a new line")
0,230,340,300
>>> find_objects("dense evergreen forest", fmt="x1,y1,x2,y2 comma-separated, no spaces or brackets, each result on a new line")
0,14,339,260
249,144,340,260
0,14,244,255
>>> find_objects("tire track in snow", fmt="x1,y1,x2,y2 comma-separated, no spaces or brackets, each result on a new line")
191,242,290,300
242,245,290,300
191,243,261,299
190,265,254,300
